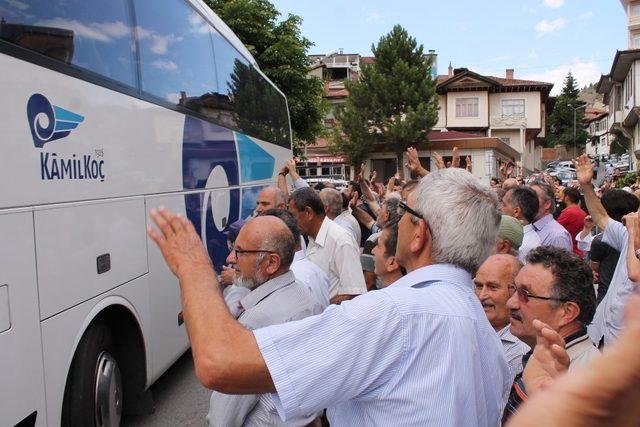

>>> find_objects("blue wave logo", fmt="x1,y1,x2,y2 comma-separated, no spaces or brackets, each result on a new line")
27,93,85,148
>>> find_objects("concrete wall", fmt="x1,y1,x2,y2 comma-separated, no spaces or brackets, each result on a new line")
446,91,489,128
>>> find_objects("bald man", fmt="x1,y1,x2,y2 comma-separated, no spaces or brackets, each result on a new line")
208,216,323,426
255,186,286,216
474,254,529,383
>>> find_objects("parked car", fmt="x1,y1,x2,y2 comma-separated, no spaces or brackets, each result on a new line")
556,170,578,186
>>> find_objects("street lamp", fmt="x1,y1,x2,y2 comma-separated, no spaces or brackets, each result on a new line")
570,103,587,157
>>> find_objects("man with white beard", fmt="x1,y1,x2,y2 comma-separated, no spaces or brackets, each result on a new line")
208,216,323,426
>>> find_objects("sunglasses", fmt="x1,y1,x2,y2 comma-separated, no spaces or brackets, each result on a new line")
513,286,570,303
397,200,424,220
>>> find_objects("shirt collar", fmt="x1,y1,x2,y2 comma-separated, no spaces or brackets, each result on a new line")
564,327,589,349
389,263,473,290
311,216,331,247
498,325,519,343
293,250,305,262
523,223,535,233
533,214,553,231
240,270,296,311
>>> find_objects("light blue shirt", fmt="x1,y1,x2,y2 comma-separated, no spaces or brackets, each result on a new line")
533,214,573,252
588,219,635,346
253,264,510,426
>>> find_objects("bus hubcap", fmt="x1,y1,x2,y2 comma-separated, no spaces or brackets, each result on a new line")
94,351,122,427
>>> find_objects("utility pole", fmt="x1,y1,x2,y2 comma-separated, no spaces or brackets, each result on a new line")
571,104,587,157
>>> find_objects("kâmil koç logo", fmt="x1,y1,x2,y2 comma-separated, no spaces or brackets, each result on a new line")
27,93,84,148
27,93,105,182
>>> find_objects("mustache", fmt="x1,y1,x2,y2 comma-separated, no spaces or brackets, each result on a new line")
510,310,523,322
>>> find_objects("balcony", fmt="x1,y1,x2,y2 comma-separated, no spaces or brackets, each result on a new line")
490,114,527,128
629,14,640,30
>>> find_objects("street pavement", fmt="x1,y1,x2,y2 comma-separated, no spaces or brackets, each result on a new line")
122,350,211,427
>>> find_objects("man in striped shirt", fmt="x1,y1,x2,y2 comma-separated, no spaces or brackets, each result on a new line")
502,246,599,421
148,168,509,426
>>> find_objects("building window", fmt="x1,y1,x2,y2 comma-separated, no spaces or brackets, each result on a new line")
632,4,640,16
594,121,600,132
455,97,479,117
634,35,640,48
501,99,525,117
625,70,634,103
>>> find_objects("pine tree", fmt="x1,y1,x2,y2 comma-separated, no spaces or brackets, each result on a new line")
546,72,590,151
332,25,439,172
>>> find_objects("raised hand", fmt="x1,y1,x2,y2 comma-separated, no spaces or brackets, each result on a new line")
357,163,366,182
574,154,594,186
370,170,377,184
148,207,213,278
452,146,460,168
405,147,428,177
465,155,472,172
349,191,360,211
523,319,569,395
286,158,300,180
433,151,446,170
506,163,514,178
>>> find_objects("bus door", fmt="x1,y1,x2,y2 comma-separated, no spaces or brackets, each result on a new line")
0,211,46,426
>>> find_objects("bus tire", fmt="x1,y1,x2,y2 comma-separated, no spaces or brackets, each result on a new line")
61,320,123,427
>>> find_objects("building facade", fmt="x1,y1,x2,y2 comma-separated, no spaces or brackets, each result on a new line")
584,106,610,157
304,52,553,183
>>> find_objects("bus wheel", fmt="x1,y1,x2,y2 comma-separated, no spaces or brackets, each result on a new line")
62,320,123,427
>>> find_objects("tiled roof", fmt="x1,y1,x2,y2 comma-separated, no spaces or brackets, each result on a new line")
436,74,552,87
361,56,375,64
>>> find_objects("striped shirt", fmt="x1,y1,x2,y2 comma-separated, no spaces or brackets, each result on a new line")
498,325,530,384
254,264,510,426
533,214,573,252
588,219,635,346
208,271,323,427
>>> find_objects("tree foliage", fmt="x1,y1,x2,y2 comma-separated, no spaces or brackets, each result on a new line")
331,25,439,170
204,0,326,152
546,72,590,149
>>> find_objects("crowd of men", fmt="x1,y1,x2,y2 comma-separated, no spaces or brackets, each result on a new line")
146,149,640,426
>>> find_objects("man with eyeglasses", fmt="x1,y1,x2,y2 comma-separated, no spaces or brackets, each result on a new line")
206,215,324,427
147,168,509,426
502,246,599,421
474,254,529,384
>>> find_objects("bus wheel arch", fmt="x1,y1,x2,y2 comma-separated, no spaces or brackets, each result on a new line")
61,304,152,426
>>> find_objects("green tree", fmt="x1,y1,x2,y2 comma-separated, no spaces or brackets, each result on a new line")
204,0,326,153
546,72,590,151
331,25,439,172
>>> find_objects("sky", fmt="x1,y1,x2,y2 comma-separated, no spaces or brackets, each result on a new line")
270,0,628,95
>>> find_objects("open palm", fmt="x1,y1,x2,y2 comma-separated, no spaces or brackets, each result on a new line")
575,154,593,185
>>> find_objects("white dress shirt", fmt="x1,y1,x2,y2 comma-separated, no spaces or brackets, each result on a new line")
333,210,362,246
253,264,510,426
306,217,366,298
291,250,330,308
518,224,541,263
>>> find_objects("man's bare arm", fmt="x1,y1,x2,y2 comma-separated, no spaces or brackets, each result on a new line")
575,155,610,231
148,208,275,394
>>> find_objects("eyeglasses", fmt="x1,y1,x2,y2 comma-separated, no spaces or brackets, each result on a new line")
397,200,424,220
231,246,276,258
513,286,571,303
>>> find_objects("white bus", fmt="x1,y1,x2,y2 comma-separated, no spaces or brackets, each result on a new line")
0,0,292,425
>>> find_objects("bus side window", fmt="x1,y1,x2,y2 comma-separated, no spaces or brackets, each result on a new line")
134,0,218,109
0,0,137,87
